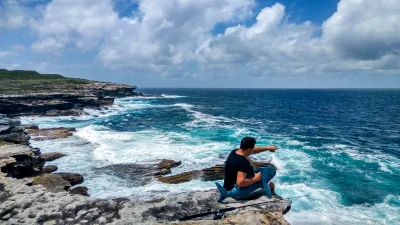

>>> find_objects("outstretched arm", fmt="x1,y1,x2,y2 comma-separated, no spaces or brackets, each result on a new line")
252,146,279,154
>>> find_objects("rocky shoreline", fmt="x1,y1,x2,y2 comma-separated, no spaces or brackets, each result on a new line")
0,79,291,224
0,82,143,118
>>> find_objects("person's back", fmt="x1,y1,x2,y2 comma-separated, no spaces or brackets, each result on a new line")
223,149,254,191
215,136,279,202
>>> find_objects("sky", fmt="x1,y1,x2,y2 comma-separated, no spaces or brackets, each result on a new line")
0,0,400,88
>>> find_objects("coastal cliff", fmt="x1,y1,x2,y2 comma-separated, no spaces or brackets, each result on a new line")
0,70,291,224
0,69,138,117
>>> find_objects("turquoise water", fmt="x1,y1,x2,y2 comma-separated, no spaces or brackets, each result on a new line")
22,89,400,224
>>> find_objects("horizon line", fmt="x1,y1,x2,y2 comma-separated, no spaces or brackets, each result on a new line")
136,87,400,89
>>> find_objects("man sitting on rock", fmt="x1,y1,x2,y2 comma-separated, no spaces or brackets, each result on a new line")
216,136,279,202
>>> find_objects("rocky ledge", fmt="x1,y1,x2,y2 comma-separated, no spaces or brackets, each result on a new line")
0,173,291,225
25,127,76,141
0,81,136,117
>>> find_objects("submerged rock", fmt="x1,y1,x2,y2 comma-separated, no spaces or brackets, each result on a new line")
42,165,58,174
70,186,89,196
25,127,76,141
95,159,182,186
40,152,67,161
55,172,84,186
158,159,182,169
45,109,88,116
23,125,39,130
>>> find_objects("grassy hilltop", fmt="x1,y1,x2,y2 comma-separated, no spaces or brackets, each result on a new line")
0,69,94,94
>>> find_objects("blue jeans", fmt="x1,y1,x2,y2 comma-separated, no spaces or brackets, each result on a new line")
216,166,276,202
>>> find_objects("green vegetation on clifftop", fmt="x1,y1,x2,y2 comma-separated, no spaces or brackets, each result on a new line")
0,69,94,94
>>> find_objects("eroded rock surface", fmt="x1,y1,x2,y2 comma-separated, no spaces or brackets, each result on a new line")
0,173,291,225
173,210,290,225
40,152,67,162
25,128,75,141
0,144,44,178
0,81,136,117
0,115,29,145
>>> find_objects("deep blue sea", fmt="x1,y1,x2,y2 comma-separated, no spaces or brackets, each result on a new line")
22,89,400,224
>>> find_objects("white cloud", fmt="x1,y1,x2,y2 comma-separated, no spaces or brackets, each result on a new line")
31,37,67,52
98,0,255,70
0,0,28,28
322,0,400,60
193,0,400,77
26,0,400,79
30,0,119,52
194,3,320,77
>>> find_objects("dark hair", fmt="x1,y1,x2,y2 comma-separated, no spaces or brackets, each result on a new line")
240,136,256,150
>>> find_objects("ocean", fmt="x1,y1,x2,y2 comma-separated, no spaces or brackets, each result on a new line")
21,88,400,225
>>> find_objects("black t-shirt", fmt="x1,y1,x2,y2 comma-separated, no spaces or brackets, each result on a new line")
223,149,255,191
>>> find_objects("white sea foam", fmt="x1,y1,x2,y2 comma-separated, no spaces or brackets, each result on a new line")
120,94,186,100
323,143,400,174
20,116,74,128
173,103,240,129
74,125,230,170
282,183,400,225
286,140,305,146
230,128,251,138
378,162,394,173
20,97,174,128
160,94,186,98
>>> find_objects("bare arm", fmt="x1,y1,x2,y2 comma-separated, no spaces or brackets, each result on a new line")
252,146,279,154
236,171,261,187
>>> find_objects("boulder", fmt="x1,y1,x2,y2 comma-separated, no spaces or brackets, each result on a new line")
157,159,182,169
0,114,20,129
158,162,275,184
24,125,39,130
32,174,71,192
45,109,88,116
25,127,76,141
0,126,30,145
42,165,58,174
95,159,181,186
70,186,89,196
40,152,67,161
55,172,84,186
158,171,201,184
0,144,44,178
